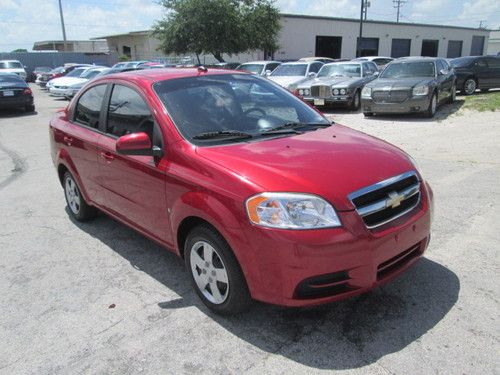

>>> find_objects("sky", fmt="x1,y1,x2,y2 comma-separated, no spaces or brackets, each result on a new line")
1,0,499,51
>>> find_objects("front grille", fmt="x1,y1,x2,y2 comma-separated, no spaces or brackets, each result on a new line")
372,90,410,103
295,270,356,299
377,242,422,280
348,171,420,229
311,85,332,98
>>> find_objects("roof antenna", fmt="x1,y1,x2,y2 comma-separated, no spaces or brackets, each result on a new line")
197,66,208,72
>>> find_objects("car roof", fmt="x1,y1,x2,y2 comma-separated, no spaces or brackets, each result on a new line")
323,61,362,66
355,56,393,60
280,61,317,65
395,57,440,62
92,67,248,85
240,61,280,64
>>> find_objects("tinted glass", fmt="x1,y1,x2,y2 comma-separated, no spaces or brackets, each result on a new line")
271,64,308,76
381,61,435,78
81,69,103,79
450,57,475,67
0,74,26,86
153,74,329,145
486,57,500,68
107,85,153,138
238,64,264,74
74,85,106,128
318,64,361,78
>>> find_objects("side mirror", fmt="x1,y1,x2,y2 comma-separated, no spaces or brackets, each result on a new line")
116,132,163,157
373,71,380,76
264,70,272,77
439,69,448,75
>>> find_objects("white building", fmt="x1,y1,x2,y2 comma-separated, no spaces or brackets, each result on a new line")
487,30,500,55
94,14,491,63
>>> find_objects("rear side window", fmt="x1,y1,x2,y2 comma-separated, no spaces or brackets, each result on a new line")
106,85,153,138
486,57,500,68
74,85,106,128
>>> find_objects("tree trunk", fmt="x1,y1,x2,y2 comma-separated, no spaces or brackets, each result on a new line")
213,52,225,63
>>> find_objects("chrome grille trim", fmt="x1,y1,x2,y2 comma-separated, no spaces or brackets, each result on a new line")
311,85,332,98
348,171,421,229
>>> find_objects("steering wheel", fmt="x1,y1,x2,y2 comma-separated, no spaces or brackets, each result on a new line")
243,107,266,117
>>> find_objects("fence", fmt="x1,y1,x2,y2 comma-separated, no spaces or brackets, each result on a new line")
0,52,119,76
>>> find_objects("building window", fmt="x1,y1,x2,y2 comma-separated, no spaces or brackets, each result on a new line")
471,36,485,55
315,36,342,59
356,37,379,57
391,39,411,58
421,39,439,57
447,40,463,58
122,45,131,58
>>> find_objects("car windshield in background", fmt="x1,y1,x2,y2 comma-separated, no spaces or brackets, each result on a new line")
80,69,104,79
66,68,86,77
271,64,307,77
0,75,25,84
35,67,52,72
238,64,264,74
50,67,65,74
381,61,435,78
449,57,475,67
318,64,361,78
0,61,23,69
153,74,330,145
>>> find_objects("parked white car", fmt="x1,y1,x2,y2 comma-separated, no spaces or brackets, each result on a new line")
353,56,394,71
268,61,324,90
237,61,281,76
0,60,27,80
48,66,107,97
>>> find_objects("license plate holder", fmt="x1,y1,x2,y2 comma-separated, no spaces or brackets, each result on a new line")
3,90,14,97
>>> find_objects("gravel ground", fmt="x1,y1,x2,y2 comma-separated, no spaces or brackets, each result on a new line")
0,86,499,374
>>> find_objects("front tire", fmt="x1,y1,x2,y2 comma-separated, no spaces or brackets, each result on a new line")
350,90,361,111
63,171,97,221
185,224,252,315
425,92,438,118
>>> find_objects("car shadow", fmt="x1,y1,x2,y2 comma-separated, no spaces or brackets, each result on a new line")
0,108,38,118
69,210,460,370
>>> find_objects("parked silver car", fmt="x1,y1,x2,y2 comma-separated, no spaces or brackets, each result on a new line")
296,61,379,110
268,61,324,90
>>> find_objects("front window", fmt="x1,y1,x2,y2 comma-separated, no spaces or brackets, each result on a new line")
381,61,435,78
238,64,264,75
153,74,330,145
318,64,361,78
271,64,308,77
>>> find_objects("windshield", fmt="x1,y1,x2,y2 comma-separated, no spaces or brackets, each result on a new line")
66,68,86,77
381,61,435,78
449,57,474,68
80,69,103,79
0,61,23,69
50,67,65,74
318,64,361,78
271,64,308,77
153,74,330,145
238,64,264,75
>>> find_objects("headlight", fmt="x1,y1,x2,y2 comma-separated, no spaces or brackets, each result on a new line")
304,88,310,96
298,89,304,96
361,86,372,98
340,88,347,95
333,88,339,95
246,193,341,229
412,85,429,96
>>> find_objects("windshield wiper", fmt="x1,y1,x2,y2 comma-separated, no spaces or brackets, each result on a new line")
192,130,253,140
262,122,331,135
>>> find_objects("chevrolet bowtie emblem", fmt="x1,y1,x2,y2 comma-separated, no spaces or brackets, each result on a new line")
386,191,404,209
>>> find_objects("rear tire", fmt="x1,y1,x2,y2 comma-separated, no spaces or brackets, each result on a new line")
185,224,252,315
63,171,97,221
462,78,477,95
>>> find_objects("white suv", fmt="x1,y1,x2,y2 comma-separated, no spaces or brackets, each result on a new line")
0,60,27,80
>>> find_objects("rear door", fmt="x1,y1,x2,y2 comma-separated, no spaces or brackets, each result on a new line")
60,84,108,204
96,83,171,244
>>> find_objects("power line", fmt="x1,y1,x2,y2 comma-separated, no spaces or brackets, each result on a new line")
393,0,406,23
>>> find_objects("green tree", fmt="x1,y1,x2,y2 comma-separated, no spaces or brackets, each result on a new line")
153,0,280,63
11,48,28,53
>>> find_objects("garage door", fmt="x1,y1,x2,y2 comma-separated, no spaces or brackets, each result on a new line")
447,40,463,58
471,36,485,55
391,39,411,58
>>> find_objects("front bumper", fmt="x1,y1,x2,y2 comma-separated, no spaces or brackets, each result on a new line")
304,95,352,107
362,96,430,114
238,183,433,307
49,87,75,97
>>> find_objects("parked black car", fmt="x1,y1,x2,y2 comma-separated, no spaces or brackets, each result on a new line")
0,73,35,112
450,56,500,95
361,57,456,118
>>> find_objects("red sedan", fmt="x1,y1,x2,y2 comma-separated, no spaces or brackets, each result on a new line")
49,67,433,314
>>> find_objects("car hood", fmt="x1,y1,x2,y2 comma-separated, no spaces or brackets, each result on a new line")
195,124,416,210
268,76,307,89
299,76,362,89
367,77,433,90
50,77,87,86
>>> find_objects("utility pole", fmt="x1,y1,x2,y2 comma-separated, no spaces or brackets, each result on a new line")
478,20,487,29
357,0,370,57
58,0,68,52
393,0,406,23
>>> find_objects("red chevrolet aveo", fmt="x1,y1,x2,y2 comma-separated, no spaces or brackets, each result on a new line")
50,68,433,314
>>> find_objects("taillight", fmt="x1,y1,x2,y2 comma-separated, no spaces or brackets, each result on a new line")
23,88,32,95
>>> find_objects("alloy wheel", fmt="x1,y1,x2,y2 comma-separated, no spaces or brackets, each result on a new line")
464,79,476,95
190,241,229,304
65,176,81,215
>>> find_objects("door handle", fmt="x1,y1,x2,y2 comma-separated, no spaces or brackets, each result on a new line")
63,136,73,145
100,151,114,161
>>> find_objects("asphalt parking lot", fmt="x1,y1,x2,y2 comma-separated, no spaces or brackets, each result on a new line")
1,85,499,374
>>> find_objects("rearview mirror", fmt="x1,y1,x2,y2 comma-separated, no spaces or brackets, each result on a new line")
264,70,272,77
116,132,163,157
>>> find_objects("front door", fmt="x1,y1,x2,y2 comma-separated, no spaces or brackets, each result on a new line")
96,84,171,244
